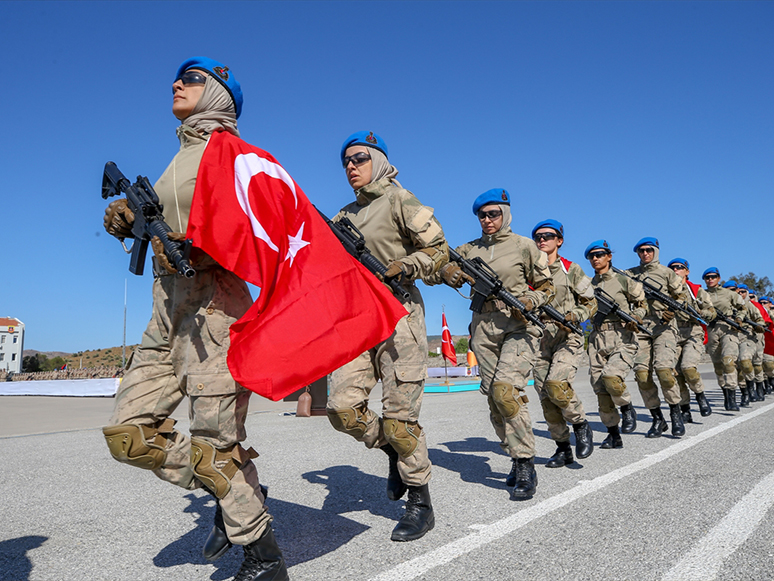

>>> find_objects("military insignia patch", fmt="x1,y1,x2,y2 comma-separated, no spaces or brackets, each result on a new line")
213,66,230,81
501,191,508,201
366,132,377,144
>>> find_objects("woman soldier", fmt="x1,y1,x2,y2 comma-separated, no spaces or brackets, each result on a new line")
325,131,449,542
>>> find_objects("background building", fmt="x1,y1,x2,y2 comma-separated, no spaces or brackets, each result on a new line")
0,317,25,373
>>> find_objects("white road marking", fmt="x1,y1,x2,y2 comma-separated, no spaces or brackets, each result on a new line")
369,403,774,581
661,468,774,581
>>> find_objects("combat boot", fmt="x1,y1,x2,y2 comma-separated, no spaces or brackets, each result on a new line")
391,484,434,542
646,408,668,438
546,441,574,468
740,386,751,407
727,388,740,411
381,444,407,501
572,420,594,459
669,404,686,437
510,457,537,500
620,404,637,434
680,403,694,424
600,425,623,449
746,380,759,403
205,484,267,562
696,392,712,417
233,526,288,581
756,382,766,401
766,378,774,394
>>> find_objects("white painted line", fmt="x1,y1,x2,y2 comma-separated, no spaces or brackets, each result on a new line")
369,402,774,581
661,468,774,581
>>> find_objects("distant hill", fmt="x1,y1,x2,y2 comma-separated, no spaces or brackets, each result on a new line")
23,345,139,368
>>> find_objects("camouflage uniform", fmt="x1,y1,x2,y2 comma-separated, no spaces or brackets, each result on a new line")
705,285,746,392
676,282,716,407
103,127,272,547
589,271,646,427
738,300,766,385
533,258,596,443
326,177,448,487
761,302,774,387
626,251,687,410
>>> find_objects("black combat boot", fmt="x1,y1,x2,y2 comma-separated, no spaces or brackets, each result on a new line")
204,484,267,562
680,403,694,424
510,457,537,500
620,404,637,434
381,444,407,501
505,458,519,487
391,484,434,541
766,378,774,394
696,392,712,417
600,425,623,449
646,408,668,438
727,388,740,411
740,386,751,407
669,404,686,437
546,441,574,468
233,527,289,581
572,420,594,459
746,380,759,402
756,381,766,401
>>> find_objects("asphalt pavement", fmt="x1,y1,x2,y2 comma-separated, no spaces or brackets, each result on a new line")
1,364,773,581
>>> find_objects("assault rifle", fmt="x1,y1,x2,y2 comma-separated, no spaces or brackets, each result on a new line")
316,208,410,300
612,267,708,326
593,288,653,337
743,318,767,332
539,304,584,336
711,311,744,332
102,162,195,278
447,249,545,329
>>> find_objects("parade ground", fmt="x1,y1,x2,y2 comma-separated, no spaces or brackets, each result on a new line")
1,363,773,581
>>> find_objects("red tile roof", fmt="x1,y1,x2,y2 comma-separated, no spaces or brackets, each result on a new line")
0,318,22,327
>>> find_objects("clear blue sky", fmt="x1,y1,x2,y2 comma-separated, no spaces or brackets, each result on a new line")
2,1,772,353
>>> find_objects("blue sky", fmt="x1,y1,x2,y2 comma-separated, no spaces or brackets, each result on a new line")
2,1,772,352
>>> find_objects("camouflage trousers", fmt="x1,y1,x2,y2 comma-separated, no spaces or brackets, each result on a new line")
327,287,430,487
753,334,765,382
588,324,636,428
106,268,271,546
532,323,587,442
737,333,757,382
707,323,740,388
675,323,707,406
634,320,681,409
471,303,538,459
763,353,774,379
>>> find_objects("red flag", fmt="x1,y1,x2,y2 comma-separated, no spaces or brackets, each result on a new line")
685,280,708,344
186,131,408,400
441,313,457,365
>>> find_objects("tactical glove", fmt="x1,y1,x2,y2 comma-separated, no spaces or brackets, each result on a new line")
755,325,766,334
151,232,186,275
625,315,644,333
440,263,474,289
517,297,534,311
661,310,676,323
383,260,414,281
104,199,135,239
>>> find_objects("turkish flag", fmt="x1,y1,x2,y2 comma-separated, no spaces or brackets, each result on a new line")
751,300,774,356
441,313,457,365
186,131,408,400
685,280,708,344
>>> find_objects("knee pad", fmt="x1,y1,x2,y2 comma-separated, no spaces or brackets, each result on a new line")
722,356,737,375
754,365,763,376
383,419,421,458
487,394,504,426
545,380,574,409
655,368,676,389
683,367,701,384
634,369,651,386
739,359,754,375
596,393,616,415
491,381,526,420
763,361,774,375
540,398,565,425
326,405,369,438
102,418,176,471
190,438,257,499
601,375,626,397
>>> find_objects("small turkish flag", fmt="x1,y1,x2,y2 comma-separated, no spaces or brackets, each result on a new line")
441,313,457,365
186,131,408,400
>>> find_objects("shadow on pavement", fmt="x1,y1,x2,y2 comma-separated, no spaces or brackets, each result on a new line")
432,437,508,490
0,535,47,581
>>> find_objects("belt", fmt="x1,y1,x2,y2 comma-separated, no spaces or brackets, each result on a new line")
481,299,508,313
597,321,626,331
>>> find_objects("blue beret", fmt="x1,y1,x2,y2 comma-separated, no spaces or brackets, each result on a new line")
737,283,749,291
176,57,243,119
584,239,611,259
633,237,659,252
760,297,772,304
668,257,689,269
531,219,564,239
472,189,510,215
702,267,720,278
341,131,388,162
723,280,738,289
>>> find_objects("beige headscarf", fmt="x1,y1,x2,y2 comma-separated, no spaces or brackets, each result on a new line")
181,74,239,137
368,148,400,185
479,203,512,233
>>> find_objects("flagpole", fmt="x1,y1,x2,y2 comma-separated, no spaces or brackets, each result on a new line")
441,305,450,389
122,278,127,368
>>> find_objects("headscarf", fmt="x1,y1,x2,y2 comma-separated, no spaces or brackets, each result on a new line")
181,75,239,137
368,147,399,184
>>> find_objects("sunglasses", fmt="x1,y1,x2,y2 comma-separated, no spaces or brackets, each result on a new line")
342,152,372,168
703,274,719,280
533,232,559,242
175,70,207,87
588,251,610,260
671,264,687,271
637,247,655,254
477,210,502,221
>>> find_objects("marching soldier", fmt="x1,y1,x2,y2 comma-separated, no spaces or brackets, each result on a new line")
586,240,645,449
666,258,715,422
758,296,774,393
531,220,596,467
433,189,554,500
626,238,688,438
703,270,746,411
325,131,449,541
735,283,767,404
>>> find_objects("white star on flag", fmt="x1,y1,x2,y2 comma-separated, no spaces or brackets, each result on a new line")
285,223,310,267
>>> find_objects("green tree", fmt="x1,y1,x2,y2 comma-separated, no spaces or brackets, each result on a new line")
728,272,774,297
22,355,41,372
454,337,469,353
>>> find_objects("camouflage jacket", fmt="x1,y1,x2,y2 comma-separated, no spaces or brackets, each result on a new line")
591,269,647,323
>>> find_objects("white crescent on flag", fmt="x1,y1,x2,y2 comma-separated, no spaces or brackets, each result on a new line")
234,153,299,252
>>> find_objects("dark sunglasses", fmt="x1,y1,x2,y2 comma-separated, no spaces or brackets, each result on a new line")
703,274,719,280
533,232,559,242
175,70,207,87
477,210,502,221
342,152,371,168
670,264,687,271
637,247,655,254
588,251,610,260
